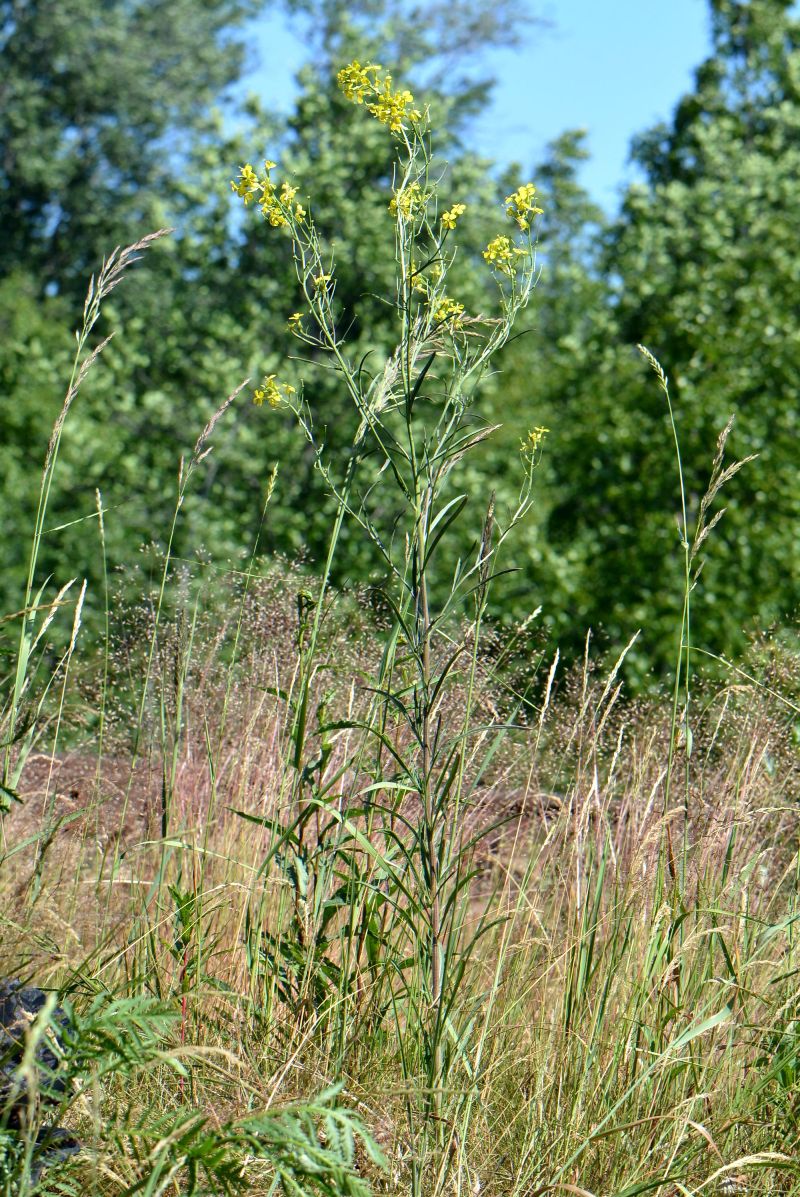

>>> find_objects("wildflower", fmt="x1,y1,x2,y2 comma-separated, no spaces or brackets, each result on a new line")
505,182,543,231
389,181,428,220
337,60,422,134
313,273,332,291
431,296,465,327
231,163,261,204
231,161,304,229
254,375,296,409
521,426,549,454
337,60,382,103
483,235,517,274
287,312,303,332
441,203,466,230
368,76,421,133
261,194,289,227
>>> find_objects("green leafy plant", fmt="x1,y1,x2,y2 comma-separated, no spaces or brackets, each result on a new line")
0,988,383,1196
232,61,547,1194
1,232,170,811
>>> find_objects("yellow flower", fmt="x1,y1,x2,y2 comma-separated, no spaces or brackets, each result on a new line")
441,203,466,230
231,161,304,229
254,375,296,409
431,296,465,327
483,235,516,274
313,273,332,291
287,312,303,332
368,76,421,133
505,182,543,231
521,426,549,454
230,163,261,203
261,194,289,227
389,181,428,220
338,60,421,134
337,60,382,103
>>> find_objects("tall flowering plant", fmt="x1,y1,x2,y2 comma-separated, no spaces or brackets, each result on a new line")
233,61,545,1195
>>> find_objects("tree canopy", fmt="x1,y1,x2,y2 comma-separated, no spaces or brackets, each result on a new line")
2,0,799,687
515,0,800,679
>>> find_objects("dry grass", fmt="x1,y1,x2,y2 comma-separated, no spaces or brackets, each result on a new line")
2,579,799,1195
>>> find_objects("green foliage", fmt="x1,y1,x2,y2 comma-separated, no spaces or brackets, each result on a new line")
0,276,74,595
4,0,800,691
612,0,800,659
0,0,536,641
6,5,800,1195
501,0,800,681
0,0,268,295
0,988,380,1195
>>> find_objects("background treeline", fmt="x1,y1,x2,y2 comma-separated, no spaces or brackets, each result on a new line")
2,0,799,686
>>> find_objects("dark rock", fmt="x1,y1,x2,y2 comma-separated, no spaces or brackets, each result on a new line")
30,1127,83,1183
0,981,81,1177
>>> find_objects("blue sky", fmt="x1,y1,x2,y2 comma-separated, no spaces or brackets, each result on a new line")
241,0,712,210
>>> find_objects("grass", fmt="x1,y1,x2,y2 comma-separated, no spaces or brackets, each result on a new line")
3,580,800,1195
2,62,800,1197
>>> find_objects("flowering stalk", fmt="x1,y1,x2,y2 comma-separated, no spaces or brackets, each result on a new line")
233,60,545,1188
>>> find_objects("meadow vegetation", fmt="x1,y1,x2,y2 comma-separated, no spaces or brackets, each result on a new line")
3,0,800,681
2,2,800,1194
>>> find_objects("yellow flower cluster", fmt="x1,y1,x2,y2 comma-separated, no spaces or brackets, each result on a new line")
337,60,421,133
254,375,296,408
337,60,382,102
483,235,525,275
431,296,465,327
505,183,543,231
441,203,466,230
522,426,549,454
371,77,421,132
231,162,306,226
287,312,303,332
232,162,260,203
389,181,428,220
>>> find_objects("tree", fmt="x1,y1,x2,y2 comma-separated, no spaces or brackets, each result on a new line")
0,0,549,631
499,0,800,683
0,0,265,294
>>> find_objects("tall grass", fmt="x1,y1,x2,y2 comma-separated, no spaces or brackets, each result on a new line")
1,63,799,1197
